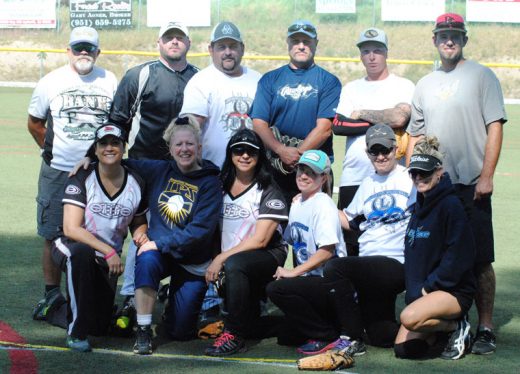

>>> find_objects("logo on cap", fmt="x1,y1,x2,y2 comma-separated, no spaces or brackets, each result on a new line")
221,24,234,35
365,29,379,38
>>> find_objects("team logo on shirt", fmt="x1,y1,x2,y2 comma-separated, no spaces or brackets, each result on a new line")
365,190,408,228
90,203,132,218
222,203,250,219
406,226,431,246
279,83,317,101
265,199,285,210
158,178,198,228
65,184,81,195
289,222,309,265
221,94,254,133
435,80,459,101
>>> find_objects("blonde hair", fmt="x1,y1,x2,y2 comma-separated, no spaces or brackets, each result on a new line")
162,114,202,146
412,136,444,163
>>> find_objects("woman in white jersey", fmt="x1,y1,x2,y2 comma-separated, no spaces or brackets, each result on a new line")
52,124,148,352
204,129,289,356
321,124,415,356
266,149,347,355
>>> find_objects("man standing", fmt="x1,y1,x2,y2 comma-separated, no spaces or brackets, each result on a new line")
335,28,414,255
108,21,198,319
28,27,118,320
181,21,261,168
251,20,341,204
407,13,506,355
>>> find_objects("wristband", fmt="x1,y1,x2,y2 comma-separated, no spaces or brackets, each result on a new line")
104,249,117,260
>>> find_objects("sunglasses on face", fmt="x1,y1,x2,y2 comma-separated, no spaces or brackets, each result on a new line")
367,146,393,157
71,43,97,53
296,164,321,178
288,23,316,34
409,169,436,180
231,145,259,157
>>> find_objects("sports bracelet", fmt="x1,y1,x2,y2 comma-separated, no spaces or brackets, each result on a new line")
104,249,117,260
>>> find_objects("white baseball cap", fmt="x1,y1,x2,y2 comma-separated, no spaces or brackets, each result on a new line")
69,27,99,47
159,21,189,38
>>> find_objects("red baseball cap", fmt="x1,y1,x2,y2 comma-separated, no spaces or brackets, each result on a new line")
433,13,466,34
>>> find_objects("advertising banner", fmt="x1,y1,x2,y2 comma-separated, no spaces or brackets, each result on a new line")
70,0,132,29
381,0,445,22
147,0,211,27
467,0,520,23
315,0,356,14
0,0,56,28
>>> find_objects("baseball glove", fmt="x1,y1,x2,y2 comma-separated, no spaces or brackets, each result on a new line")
297,350,354,371
266,126,303,175
394,128,409,160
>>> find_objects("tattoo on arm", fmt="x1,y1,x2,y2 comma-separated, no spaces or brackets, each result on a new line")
358,102,411,129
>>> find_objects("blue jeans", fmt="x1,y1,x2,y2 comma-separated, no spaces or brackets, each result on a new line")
135,250,207,340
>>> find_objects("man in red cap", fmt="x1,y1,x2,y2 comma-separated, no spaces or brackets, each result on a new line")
406,13,507,355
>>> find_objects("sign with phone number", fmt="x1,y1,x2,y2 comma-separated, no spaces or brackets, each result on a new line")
70,0,132,29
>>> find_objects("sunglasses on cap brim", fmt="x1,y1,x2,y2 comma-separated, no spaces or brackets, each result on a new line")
288,24,316,35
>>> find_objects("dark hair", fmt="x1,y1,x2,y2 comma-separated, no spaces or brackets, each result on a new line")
220,128,273,192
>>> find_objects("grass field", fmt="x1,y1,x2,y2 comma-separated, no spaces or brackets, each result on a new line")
0,87,519,373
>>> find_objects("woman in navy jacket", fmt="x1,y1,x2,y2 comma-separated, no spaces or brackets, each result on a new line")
394,136,476,361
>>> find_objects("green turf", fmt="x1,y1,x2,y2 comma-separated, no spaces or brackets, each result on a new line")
0,87,519,373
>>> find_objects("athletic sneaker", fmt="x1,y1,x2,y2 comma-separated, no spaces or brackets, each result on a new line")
32,288,66,321
297,339,339,355
66,335,92,352
133,325,153,355
471,328,496,355
441,316,471,360
205,330,246,356
331,336,367,356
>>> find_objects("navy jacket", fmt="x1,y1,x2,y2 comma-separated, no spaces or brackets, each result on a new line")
125,158,222,265
404,173,476,305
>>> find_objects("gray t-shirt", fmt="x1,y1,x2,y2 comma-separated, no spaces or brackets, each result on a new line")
409,60,506,185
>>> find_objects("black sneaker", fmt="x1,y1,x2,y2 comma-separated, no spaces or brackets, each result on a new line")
205,330,246,356
32,288,66,321
441,317,471,360
133,325,153,355
471,328,496,355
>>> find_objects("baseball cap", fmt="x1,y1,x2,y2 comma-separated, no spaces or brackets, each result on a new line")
297,150,331,174
69,27,99,47
159,21,189,38
287,20,317,39
433,13,466,34
211,21,243,43
409,154,442,172
95,124,126,142
366,123,396,149
357,27,388,49
229,129,260,150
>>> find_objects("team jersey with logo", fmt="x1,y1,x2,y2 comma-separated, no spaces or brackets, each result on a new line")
62,164,147,255
180,64,262,167
285,192,347,276
344,165,415,263
251,64,341,158
28,64,118,171
221,182,289,265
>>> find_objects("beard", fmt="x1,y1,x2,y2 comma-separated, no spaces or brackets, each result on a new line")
73,58,94,75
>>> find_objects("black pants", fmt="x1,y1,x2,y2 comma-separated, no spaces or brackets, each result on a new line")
224,250,278,337
52,237,116,340
266,276,338,343
338,185,361,256
323,256,405,347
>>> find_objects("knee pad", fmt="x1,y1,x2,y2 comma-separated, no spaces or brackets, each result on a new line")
394,339,429,359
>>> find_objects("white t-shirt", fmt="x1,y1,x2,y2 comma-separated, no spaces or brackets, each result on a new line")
344,165,415,263
180,64,262,167
28,64,118,172
336,74,415,186
285,192,347,276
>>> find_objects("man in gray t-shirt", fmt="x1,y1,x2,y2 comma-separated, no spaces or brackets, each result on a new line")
406,13,506,356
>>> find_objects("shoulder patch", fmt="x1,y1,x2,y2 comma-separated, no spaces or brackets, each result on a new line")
266,199,285,210
65,185,81,195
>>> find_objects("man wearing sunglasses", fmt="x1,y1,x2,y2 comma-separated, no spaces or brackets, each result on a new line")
334,27,415,257
251,20,341,205
108,21,199,325
406,13,507,355
27,26,118,323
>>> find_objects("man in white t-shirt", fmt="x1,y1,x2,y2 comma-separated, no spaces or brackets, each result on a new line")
181,21,261,167
27,26,118,321
334,27,414,255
